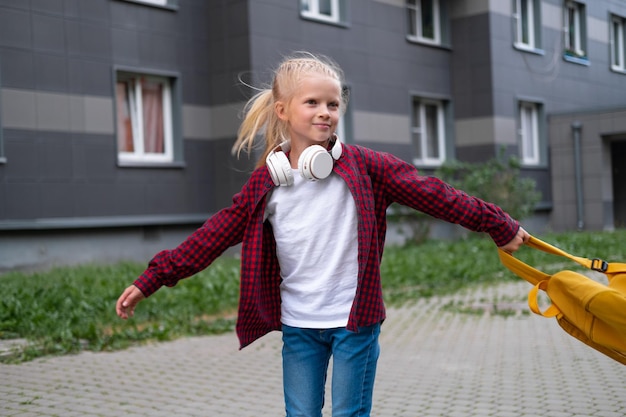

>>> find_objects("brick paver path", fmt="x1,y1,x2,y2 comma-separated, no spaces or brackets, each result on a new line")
2,281,625,416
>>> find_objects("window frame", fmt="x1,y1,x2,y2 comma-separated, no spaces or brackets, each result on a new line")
300,0,342,24
519,101,541,166
406,0,441,46
513,0,543,53
411,97,446,167
563,1,587,62
610,14,626,73
114,69,183,167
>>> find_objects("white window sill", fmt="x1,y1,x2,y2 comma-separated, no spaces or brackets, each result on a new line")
563,53,590,66
117,160,185,168
513,43,545,56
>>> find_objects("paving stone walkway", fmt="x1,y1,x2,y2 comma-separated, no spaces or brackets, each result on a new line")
1,281,625,416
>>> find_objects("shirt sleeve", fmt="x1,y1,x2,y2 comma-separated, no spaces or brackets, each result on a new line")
134,186,250,297
378,151,520,247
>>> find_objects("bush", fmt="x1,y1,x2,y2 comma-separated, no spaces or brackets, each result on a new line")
436,154,541,221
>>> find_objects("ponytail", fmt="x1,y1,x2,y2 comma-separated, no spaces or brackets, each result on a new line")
232,89,284,169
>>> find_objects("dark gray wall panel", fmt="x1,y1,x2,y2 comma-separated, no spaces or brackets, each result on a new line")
0,47,35,88
0,182,5,219
32,13,66,53
34,54,68,91
41,182,76,218
450,13,493,119
71,23,113,60
5,182,41,219
75,0,111,23
0,7,31,49
205,0,250,105
1,130,40,180
523,168,553,208
68,58,113,96
0,0,219,101
0,128,250,221
111,28,141,65
31,0,65,15
39,132,74,180
456,144,504,164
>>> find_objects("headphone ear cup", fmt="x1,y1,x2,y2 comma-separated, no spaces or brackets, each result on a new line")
330,136,342,160
266,150,294,186
298,145,333,181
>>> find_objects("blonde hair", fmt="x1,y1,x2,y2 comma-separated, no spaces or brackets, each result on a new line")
232,52,348,168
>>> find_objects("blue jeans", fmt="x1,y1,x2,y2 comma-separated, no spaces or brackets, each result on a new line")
281,323,381,417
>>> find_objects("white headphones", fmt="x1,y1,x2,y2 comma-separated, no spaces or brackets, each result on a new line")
265,135,343,186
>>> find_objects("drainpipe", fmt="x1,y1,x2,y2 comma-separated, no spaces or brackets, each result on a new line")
572,121,584,231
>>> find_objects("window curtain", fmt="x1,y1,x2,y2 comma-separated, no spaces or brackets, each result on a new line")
141,78,164,154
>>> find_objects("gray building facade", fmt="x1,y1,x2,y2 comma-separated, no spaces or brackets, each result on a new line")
1,0,625,271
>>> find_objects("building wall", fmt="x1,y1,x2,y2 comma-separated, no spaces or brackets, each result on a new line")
0,0,253,271
1,0,625,271
452,0,626,232
246,0,453,162
0,0,250,226
549,108,626,232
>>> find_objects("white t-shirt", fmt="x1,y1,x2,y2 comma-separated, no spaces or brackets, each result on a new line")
265,170,359,328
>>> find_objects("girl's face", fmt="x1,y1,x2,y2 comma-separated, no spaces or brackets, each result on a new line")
275,75,342,147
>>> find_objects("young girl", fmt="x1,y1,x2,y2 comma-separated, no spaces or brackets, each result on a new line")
116,52,529,417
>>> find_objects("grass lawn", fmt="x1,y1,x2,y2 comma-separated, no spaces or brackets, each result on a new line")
1,230,624,363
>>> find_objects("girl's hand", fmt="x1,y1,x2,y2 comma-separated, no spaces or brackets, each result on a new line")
499,227,530,254
116,285,145,319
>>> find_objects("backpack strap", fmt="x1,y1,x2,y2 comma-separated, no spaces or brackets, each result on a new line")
497,237,549,286
498,235,626,284
527,280,560,317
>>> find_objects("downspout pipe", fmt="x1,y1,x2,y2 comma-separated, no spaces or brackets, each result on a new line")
572,121,584,231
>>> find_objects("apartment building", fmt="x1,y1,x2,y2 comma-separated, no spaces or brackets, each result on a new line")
0,0,625,271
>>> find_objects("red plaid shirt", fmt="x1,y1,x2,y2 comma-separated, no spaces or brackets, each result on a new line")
133,144,519,348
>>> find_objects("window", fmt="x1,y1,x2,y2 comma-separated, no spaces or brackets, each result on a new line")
611,15,626,72
115,72,177,165
564,1,587,60
407,0,441,45
519,102,540,166
411,98,446,166
513,0,540,50
300,0,343,24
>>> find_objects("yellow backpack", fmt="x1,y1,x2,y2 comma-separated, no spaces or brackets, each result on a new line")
498,235,626,365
